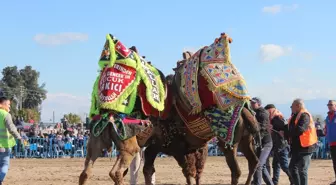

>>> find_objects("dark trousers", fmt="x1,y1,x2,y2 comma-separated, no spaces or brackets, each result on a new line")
289,152,312,185
252,141,274,185
331,146,336,180
272,147,293,184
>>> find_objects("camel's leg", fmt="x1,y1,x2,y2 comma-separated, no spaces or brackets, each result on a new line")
79,139,100,185
143,145,159,185
240,135,258,185
220,143,241,185
195,146,208,185
174,153,196,185
109,137,139,185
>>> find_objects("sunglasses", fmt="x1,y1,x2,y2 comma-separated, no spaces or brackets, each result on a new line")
327,104,334,106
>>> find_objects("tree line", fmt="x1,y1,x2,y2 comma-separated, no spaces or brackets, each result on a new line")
0,65,82,124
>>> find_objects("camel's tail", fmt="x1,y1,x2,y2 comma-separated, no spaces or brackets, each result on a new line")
241,107,260,135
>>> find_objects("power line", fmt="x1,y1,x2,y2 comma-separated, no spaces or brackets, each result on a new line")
1,86,46,110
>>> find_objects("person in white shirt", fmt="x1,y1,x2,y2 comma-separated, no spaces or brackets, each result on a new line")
130,147,155,185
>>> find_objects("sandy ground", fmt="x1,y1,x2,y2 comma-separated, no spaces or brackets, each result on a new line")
5,157,334,185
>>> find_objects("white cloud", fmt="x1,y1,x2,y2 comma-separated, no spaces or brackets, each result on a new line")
41,93,91,122
262,5,282,14
262,4,298,14
33,32,88,46
285,4,299,11
260,44,292,62
297,52,315,61
248,68,335,105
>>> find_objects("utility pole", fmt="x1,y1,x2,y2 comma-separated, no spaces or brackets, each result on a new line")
19,86,24,110
53,111,55,124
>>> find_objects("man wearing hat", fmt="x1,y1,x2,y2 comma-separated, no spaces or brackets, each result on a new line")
250,97,274,185
264,104,293,185
326,100,336,185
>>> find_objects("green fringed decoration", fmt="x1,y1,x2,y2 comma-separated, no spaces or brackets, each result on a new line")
134,54,165,111
98,34,117,69
89,74,100,118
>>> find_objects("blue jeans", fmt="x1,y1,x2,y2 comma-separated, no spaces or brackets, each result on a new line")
272,147,293,184
252,141,274,185
0,149,11,182
289,152,312,185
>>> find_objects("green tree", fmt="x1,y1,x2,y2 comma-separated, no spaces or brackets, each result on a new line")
18,109,40,123
19,66,47,109
0,65,47,119
64,113,82,124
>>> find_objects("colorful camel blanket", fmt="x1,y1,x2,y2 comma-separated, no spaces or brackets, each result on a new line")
91,112,151,140
89,34,165,116
177,50,203,114
204,102,245,146
176,33,250,116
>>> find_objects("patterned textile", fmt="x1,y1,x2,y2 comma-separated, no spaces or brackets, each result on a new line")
178,51,203,114
200,41,227,62
200,62,249,99
138,81,173,119
172,33,251,145
90,34,166,116
214,89,241,110
175,99,214,140
204,102,245,146
91,113,151,140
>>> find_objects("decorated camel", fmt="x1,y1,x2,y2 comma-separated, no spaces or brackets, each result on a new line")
142,33,261,185
78,34,201,185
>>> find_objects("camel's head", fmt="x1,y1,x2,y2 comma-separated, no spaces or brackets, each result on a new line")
200,32,233,63
98,34,142,69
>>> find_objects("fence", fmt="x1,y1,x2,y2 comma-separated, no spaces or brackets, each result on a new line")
10,137,331,159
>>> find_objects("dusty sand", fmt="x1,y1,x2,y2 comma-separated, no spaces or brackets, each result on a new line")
5,157,334,185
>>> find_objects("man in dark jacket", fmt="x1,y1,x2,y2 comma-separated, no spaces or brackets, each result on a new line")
288,99,317,185
265,104,293,185
325,100,336,185
251,97,273,185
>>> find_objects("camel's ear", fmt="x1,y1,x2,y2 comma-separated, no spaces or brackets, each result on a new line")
182,51,193,60
182,52,188,60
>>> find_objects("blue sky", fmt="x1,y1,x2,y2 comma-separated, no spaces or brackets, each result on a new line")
0,1,335,122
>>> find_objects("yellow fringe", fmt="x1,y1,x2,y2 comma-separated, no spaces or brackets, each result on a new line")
98,34,117,69
223,36,231,64
133,54,165,111
89,74,100,118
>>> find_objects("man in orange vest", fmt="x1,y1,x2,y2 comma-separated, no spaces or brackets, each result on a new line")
288,98,317,185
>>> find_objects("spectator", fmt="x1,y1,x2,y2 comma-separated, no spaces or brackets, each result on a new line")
315,118,325,137
264,104,293,185
130,148,155,185
250,97,274,185
288,99,318,185
325,100,336,185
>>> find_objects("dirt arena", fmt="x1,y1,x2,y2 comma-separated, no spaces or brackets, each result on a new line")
5,157,334,185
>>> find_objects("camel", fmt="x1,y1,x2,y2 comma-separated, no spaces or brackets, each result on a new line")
78,104,207,185
142,33,261,185
79,33,203,185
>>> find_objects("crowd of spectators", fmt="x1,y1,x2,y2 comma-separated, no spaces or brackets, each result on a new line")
7,117,332,159
12,120,92,158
